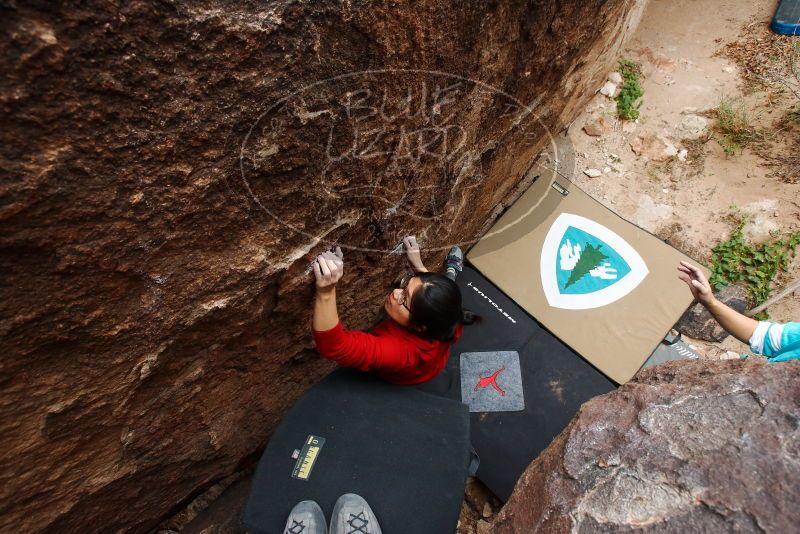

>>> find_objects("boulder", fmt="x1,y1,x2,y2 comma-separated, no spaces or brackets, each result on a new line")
675,284,753,342
0,0,647,532
492,359,800,533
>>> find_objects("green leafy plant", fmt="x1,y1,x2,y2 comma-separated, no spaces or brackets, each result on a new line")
714,96,763,155
709,219,800,317
565,243,607,288
616,59,644,120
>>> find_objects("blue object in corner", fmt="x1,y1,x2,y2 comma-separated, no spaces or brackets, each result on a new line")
772,0,800,35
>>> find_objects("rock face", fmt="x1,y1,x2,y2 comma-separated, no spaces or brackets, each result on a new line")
0,1,645,532
492,360,800,533
675,283,753,342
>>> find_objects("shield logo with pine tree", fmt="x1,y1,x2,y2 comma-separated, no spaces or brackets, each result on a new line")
540,213,648,310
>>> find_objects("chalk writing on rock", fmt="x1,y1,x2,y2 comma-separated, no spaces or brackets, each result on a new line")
240,70,561,253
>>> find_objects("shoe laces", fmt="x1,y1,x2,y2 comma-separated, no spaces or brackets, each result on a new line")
287,519,306,534
346,511,370,534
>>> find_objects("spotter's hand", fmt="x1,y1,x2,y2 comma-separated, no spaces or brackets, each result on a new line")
313,246,344,292
677,260,714,306
403,235,424,271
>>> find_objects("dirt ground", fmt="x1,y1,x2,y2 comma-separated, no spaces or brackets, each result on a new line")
171,1,800,532
564,0,800,362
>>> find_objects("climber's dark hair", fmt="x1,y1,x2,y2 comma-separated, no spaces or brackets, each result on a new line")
407,272,481,342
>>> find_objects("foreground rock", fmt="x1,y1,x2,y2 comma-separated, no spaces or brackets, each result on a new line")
1,1,646,532
492,360,800,533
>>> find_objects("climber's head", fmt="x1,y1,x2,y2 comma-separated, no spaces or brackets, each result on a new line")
384,271,463,341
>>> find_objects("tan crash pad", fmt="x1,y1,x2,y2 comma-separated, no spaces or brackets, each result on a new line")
467,167,702,383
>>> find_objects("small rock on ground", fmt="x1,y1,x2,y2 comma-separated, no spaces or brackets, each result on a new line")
583,115,611,136
630,132,677,161
599,81,617,97
679,114,708,139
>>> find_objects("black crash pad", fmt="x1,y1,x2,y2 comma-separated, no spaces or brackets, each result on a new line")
416,265,616,501
242,368,471,534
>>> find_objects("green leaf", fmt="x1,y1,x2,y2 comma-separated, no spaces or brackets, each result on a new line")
709,217,800,307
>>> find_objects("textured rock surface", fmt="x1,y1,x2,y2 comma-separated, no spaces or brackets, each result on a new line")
492,360,800,533
1,1,645,532
675,283,753,342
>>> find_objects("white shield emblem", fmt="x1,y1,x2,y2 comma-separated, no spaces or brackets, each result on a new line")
540,213,648,310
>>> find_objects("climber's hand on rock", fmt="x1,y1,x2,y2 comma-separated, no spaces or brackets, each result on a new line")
677,261,714,306
325,245,343,266
313,249,344,292
403,235,425,271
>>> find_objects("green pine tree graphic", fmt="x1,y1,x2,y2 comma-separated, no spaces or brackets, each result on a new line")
564,243,608,289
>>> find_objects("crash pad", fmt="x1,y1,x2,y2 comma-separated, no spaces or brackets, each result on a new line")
467,165,703,383
416,265,616,501
242,369,471,534
642,334,702,368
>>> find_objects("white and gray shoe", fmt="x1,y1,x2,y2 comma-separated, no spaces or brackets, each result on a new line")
443,246,464,281
329,494,382,534
283,500,327,534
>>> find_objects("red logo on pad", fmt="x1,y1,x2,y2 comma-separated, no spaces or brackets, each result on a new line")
474,367,506,396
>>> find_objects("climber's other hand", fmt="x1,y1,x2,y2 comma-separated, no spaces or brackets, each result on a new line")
403,235,424,270
313,250,344,292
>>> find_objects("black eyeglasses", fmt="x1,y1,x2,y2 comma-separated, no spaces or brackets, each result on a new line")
395,271,416,311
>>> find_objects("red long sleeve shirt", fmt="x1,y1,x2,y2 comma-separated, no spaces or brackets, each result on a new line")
313,318,463,385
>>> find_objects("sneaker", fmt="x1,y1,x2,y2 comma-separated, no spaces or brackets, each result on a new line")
329,494,382,534
443,245,464,281
283,500,327,534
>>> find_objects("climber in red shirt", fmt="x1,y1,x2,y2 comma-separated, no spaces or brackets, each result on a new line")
311,236,475,385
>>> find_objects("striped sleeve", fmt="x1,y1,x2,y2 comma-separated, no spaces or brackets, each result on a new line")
749,321,783,356
768,322,800,362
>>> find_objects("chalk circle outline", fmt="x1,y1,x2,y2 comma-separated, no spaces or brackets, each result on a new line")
540,213,649,310
239,69,566,253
